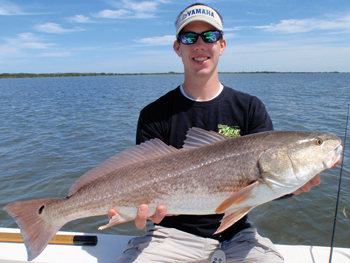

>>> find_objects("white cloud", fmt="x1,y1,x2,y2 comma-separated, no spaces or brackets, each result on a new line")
21,42,54,49
132,12,155,19
253,13,350,34
40,52,72,57
222,33,237,40
66,14,94,23
5,33,54,49
17,32,39,42
120,0,158,12
221,40,350,72
0,0,23,15
95,0,165,19
35,23,84,33
134,35,175,45
94,9,130,18
224,26,245,32
0,32,55,59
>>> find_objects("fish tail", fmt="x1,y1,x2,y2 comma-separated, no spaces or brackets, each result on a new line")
3,198,65,261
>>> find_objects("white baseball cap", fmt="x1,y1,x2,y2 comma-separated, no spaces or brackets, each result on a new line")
175,4,223,35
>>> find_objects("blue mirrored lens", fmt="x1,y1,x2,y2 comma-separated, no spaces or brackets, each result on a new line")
178,31,222,45
202,31,220,42
180,33,198,44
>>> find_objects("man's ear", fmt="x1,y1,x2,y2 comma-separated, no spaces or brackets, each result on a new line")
219,39,227,56
173,41,182,57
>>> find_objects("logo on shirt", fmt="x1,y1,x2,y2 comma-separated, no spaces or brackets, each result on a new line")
218,125,241,138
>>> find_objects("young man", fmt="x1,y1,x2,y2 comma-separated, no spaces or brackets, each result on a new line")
111,3,321,262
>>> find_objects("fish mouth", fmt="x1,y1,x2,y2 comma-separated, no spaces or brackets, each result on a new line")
323,145,343,168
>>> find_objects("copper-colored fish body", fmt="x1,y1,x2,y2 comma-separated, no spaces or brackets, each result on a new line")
3,128,342,261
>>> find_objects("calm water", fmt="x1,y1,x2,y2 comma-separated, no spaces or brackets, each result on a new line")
0,74,349,248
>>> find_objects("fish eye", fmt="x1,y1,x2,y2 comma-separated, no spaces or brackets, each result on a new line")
316,139,323,146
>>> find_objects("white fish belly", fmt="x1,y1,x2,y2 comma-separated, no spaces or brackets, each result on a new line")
151,192,225,216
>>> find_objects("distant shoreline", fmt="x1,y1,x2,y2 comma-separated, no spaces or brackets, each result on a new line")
0,71,348,79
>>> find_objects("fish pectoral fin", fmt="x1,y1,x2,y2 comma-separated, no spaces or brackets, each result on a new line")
98,212,132,231
215,181,259,214
214,206,256,234
214,182,259,234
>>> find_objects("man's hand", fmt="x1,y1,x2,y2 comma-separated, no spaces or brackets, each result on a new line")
108,204,167,229
134,204,167,229
293,173,321,195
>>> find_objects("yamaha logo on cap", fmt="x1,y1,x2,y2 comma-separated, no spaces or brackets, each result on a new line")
176,5,223,35
180,8,215,22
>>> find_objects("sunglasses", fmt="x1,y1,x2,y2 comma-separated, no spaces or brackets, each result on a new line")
177,30,223,45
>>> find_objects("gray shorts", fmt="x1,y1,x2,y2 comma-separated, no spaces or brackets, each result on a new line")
116,225,285,262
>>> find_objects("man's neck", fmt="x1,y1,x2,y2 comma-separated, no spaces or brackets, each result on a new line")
182,73,222,101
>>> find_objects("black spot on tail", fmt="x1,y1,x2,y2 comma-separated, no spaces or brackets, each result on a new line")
38,205,45,214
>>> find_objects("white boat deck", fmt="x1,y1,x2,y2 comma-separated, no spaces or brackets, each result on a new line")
0,228,349,263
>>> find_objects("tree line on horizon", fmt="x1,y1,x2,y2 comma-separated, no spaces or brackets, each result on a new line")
0,71,342,79
0,72,181,79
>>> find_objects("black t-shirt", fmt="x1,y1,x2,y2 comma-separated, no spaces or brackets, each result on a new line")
136,85,273,242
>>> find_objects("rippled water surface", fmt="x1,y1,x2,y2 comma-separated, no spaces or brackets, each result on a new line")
0,74,349,247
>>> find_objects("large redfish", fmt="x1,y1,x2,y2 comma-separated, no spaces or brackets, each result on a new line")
3,128,342,261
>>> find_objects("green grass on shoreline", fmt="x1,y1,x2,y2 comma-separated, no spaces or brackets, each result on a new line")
0,71,347,79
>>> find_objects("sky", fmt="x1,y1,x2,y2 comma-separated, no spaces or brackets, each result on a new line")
1,0,350,73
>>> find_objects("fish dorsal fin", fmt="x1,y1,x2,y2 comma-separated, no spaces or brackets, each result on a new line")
68,139,178,196
182,127,229,150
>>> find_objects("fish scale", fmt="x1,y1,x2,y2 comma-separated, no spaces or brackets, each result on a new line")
3,128,342,261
